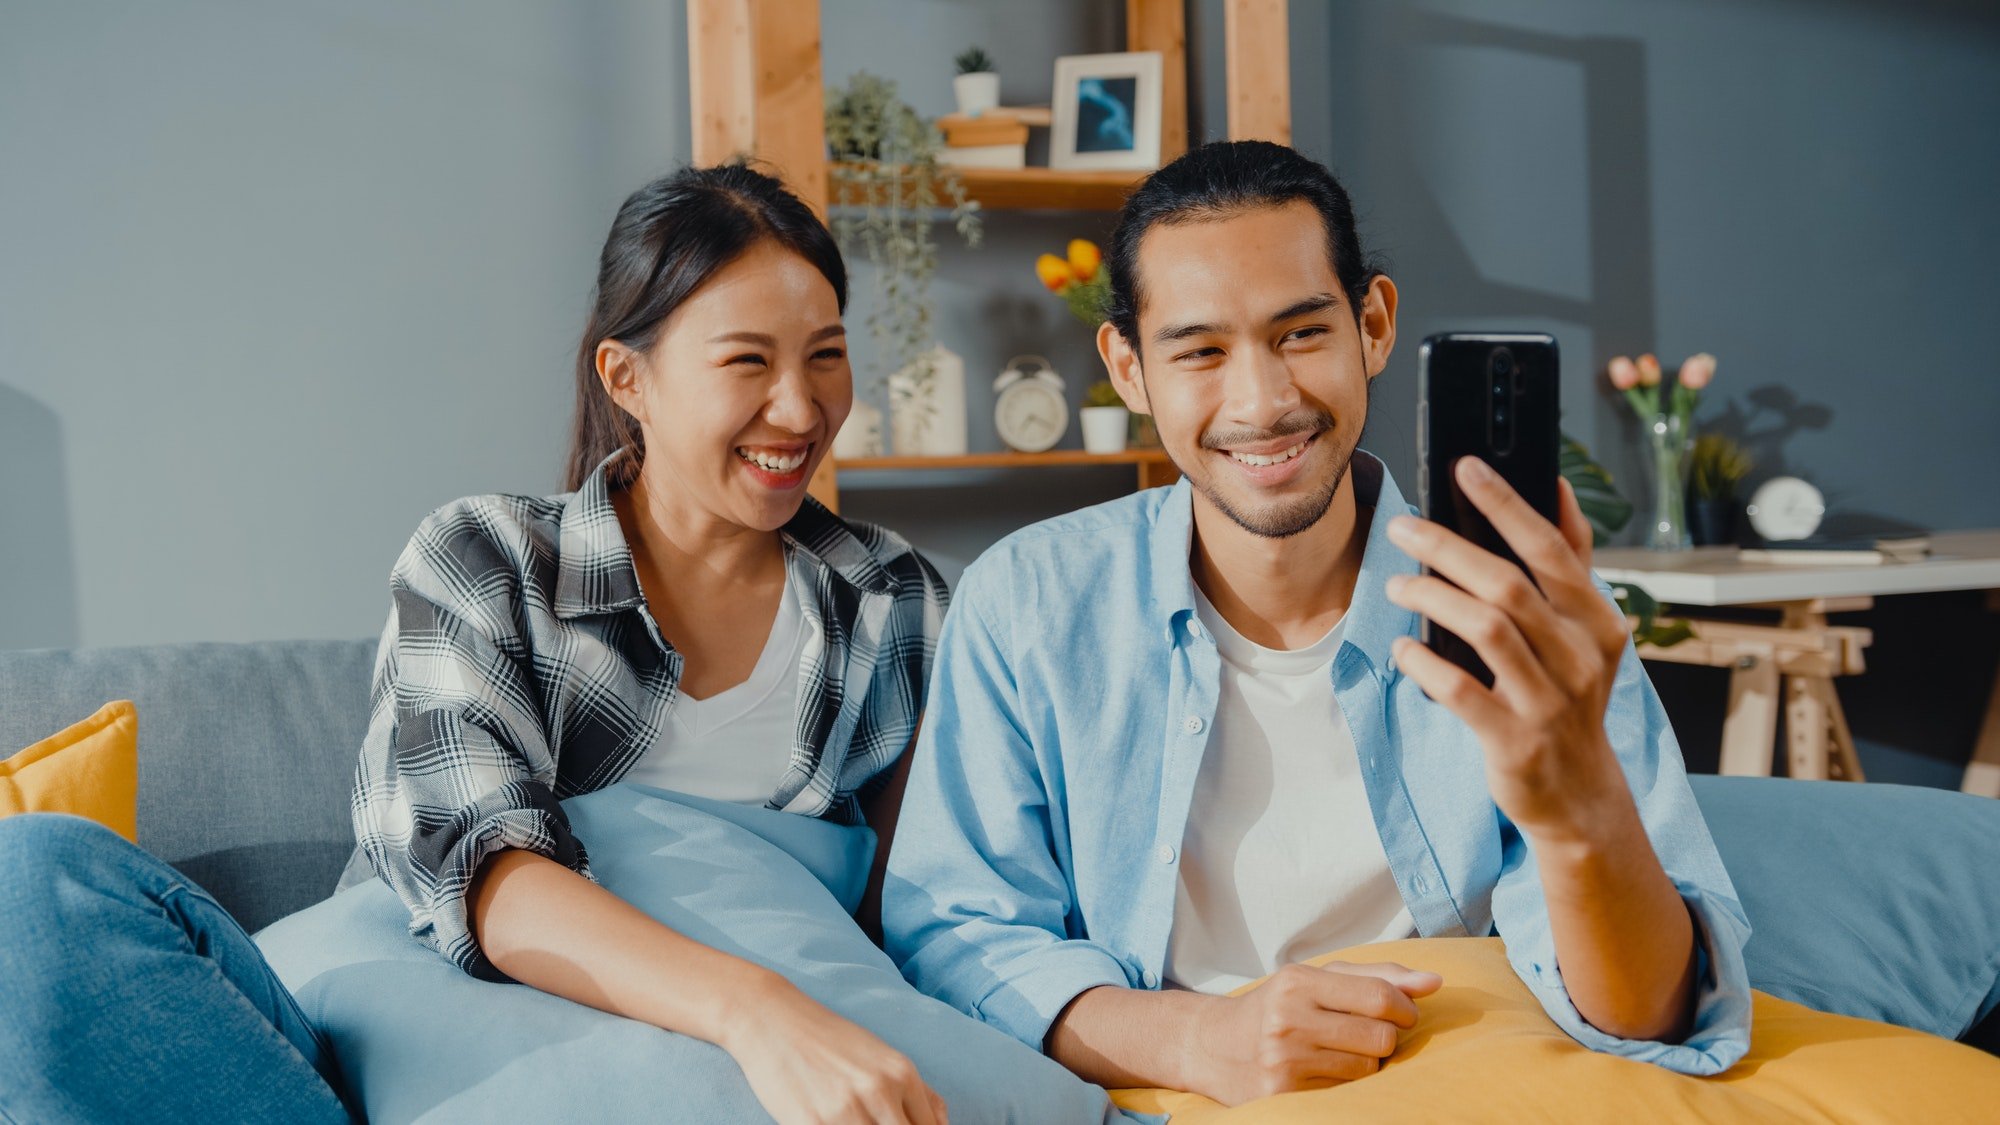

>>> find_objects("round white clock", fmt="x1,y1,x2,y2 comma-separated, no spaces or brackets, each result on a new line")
994,355,1069,454
1745,476,1825,542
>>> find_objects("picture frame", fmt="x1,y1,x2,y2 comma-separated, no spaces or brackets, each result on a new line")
1049,51,1163,172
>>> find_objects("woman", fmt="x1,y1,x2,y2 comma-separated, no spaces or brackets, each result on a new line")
0,164,952,1125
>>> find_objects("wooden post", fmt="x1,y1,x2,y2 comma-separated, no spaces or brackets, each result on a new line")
1128,0,1188,161
1809,675,1866,782
687,0,829,214
1966,664,2000,798
1719,653,1779,777
691,0,837,510
1137,457,1182,491
1224,0,1290,144
1965,589,2000,797
1785,675,1831,781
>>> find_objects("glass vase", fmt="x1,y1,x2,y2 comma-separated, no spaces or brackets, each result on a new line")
1646,412,1692,551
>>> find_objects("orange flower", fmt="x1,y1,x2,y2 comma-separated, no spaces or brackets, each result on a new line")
1066,239,1102,283
1679,352,1717,390
1036,253,1075,292
1636,353,1662,387
1608,356,1639,390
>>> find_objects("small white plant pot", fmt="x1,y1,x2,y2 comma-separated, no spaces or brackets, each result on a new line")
953,72,1000,117
1080,406,1130,454
832,400,883,459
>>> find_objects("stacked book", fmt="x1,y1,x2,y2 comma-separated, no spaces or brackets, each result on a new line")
937,107,1049,170
1738,535,1933,565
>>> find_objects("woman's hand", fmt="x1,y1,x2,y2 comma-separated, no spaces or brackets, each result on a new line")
722,974,949,1125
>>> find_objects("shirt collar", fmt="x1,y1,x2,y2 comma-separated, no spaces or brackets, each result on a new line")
554,447,896,620
1149,449,1421,674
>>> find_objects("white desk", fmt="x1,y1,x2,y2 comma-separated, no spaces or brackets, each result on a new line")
1596,531,2000,796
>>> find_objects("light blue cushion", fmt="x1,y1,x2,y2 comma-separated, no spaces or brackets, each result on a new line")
1690,775,2000,1041
255,784,1149,1124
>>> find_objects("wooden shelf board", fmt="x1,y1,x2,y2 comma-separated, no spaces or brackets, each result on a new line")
837,449,1171,472
830,163,1145,212
957,167,1145,211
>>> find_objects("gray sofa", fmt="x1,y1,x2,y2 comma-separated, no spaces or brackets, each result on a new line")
3,638,1996,1055
0,639,374,931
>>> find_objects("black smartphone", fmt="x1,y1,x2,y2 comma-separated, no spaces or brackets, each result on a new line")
1416,332,1562,686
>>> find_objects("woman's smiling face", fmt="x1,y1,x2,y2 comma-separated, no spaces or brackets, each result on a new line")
600,238,852,533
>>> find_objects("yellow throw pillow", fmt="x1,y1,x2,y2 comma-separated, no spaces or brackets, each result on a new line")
1112,937,2000,1123
0,700,139,842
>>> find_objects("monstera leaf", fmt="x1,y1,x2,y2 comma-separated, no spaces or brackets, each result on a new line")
1559,432,1689,649
1560,432,1634,546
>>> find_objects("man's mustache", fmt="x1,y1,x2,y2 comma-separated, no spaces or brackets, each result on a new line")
1198,410,1333,451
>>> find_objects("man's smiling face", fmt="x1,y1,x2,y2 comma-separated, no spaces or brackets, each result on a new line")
1102,199,1394,539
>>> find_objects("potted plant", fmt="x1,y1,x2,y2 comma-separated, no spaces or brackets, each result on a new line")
953,47,999,117
1606,351,1718,550
1081,380,1129,454
1688,433,1752,546
824,72,982,452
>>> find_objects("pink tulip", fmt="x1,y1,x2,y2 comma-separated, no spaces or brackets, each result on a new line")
1679,352,1717,390
1636,354,1662,387
1608,356,1640,390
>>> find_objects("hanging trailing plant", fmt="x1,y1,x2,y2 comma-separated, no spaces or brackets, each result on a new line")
823,72,982,433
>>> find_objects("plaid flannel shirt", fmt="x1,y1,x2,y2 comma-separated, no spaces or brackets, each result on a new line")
350,448,947,978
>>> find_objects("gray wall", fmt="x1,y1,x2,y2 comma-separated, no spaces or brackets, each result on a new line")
6,2,1998,786
1301,0,2000,788
0,0,685,649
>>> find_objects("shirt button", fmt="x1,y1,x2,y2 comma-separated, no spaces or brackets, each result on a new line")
1183,715,1205,735
1156,843,1177,865
1412,873,1430,895
1142,969,1159,989
1187,619,1205,641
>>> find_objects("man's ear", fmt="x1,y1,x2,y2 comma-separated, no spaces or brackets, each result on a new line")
1097,321,1152,414
1358,275,1399,380
596,341,648,425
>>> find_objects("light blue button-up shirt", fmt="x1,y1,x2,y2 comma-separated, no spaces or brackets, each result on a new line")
883,452,1753,1076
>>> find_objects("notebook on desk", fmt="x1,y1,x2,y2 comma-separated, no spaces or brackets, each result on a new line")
1738,535,1932,566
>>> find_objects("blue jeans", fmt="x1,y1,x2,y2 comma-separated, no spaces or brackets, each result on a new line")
0,814,353,1124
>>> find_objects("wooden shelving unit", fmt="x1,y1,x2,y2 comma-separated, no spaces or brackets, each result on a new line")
686,0,1291,511
839,449,1181,493
830,163,1148,212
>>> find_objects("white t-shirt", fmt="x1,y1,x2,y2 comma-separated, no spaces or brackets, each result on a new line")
620,573,806,805
1164,585,1416,995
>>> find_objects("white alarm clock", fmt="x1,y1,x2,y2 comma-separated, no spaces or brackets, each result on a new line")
1745,476,1826,542
993,355,1069,453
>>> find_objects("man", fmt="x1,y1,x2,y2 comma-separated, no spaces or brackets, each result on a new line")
882,141,1750,1105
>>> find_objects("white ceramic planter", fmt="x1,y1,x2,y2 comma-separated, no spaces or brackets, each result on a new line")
952,72,1000,117
889,344,969,456
1080,406,1130,454
832,399,883,459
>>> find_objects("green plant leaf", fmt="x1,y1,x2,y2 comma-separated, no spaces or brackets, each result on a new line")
1636,618,1696,648
1560,432,1634,546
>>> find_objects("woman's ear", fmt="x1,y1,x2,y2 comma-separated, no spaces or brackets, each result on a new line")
1098,321,1151,415
1359,275,1399,381
596,341,648,425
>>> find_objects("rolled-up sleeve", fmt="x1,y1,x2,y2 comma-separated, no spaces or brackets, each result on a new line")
882,575,1133,1051
351,550,590,981
1490,635,1754,1074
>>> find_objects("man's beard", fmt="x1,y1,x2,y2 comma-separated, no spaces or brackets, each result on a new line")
1181,409,1356,539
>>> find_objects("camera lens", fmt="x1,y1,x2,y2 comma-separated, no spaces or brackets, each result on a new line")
1493,380,1508,398
1493,407,1510,427
1491,349,1514,378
